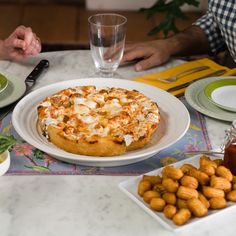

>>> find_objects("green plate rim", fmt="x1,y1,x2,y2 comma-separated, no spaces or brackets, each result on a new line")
0,73,8,93
204,78,236,112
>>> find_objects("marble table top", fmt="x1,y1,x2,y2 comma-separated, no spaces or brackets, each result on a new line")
0,50,234,236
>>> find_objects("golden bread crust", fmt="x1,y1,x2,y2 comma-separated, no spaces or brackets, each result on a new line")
37,86,160,156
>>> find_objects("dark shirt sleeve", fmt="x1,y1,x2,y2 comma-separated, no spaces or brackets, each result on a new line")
193,11,226,54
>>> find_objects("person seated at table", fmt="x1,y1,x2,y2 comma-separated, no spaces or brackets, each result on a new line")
122,0,235,71
0,25,41,61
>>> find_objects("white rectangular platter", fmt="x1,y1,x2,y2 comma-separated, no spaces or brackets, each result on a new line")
119,154,236,231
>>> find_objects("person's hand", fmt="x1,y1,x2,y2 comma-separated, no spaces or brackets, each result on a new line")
122,40,173,71
0,25,41,61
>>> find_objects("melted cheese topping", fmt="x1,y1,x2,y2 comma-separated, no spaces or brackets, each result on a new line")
37,86,160,146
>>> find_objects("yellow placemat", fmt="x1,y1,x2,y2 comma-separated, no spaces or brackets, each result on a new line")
133,58,236,96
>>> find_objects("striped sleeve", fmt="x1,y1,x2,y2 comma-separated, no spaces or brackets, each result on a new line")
193,11,226,54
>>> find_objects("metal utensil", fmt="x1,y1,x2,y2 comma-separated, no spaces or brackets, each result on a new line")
167,69,226,93
24,59,49,91
184,151,224,155
157,65,209,83
0,59,49,121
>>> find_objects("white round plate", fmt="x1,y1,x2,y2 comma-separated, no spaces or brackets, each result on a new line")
185,76,236,122
0,72,26,108
12,78,190,167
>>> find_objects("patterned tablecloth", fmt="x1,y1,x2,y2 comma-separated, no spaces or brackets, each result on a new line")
0,98,211,176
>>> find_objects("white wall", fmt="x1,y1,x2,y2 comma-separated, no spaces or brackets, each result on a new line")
86,0,156,10
86,0,208,12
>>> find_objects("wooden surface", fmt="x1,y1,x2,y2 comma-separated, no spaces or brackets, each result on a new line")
0,3,203,49
0,4,23,38
22,4,78,44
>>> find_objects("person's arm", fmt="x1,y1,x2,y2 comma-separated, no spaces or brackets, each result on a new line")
122,25,211,72
0,25,41,61
166,26,211,56
123,8,225,71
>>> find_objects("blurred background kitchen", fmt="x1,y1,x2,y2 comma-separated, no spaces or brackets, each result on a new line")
0,0,207,52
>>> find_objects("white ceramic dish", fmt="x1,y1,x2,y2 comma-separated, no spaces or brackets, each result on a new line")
0,72,26,108
119,154,235,232
0,151,10,176
185,76,236,122
12,78,190,167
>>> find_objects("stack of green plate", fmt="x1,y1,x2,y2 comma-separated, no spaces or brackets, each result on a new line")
204,79,236,112
185,76,236,122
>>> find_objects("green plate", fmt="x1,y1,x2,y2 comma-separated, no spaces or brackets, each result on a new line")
204,79,236,112
185,76,236,122
0,73,8,94
0,72,26,108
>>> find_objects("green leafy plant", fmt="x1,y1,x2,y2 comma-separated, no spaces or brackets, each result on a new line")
140,0,200,37
0,134,17,154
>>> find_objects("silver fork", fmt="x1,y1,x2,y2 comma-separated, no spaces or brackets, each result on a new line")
184,150,224,155
157,65,209,83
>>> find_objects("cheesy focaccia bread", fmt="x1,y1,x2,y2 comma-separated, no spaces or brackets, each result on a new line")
37,86,160,157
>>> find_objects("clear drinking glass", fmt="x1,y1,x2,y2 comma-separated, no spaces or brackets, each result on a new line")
88,13,127,77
